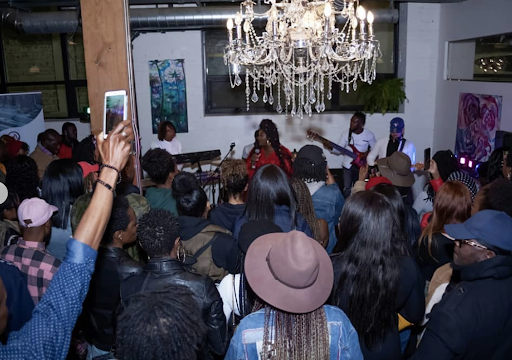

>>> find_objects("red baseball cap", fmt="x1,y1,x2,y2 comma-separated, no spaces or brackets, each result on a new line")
78,161,99,178
365,176,393,190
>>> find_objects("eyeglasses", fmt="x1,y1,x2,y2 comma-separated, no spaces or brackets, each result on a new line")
458,239,488,251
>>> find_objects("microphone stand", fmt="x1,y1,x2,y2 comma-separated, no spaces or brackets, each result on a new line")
203,143,235,206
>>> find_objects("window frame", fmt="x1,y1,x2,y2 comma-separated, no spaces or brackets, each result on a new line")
0,30,88,119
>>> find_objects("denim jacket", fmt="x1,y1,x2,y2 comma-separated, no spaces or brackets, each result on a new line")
224,305,363,360
312,184,344,254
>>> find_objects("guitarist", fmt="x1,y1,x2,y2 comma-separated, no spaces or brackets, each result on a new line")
328,112,376,198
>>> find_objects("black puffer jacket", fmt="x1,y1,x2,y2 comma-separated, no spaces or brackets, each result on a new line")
120,257,228,359
82,247,143,351
412,255,512,360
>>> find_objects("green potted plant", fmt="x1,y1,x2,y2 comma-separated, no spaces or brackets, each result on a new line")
358,78,407,115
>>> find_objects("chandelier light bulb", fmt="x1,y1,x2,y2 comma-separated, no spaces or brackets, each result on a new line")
243,20,250,33
226,18,234,30
271,6,278,19
324,3,332,17
235,12,243,25
356,5,366,20
367,11,374,24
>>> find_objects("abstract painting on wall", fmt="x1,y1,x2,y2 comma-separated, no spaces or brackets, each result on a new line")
148,59,188,134
455,93,502,162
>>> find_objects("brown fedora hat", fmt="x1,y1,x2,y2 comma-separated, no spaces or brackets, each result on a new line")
245,230,333,314
376,152,415,187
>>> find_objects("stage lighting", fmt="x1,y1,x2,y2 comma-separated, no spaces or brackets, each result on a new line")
459,157,466,165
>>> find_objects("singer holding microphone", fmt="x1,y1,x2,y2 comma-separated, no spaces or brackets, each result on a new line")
247,119,293,179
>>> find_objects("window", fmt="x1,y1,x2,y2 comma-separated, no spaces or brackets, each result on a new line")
0,28,88,118
447,32,512,82
204,2,397,115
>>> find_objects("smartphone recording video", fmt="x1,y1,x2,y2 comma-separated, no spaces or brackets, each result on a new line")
103,90,127,139
424,148,431,171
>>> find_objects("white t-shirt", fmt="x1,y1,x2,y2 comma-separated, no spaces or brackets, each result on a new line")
242,143,254,160
150,138,183,170
333,128,376,169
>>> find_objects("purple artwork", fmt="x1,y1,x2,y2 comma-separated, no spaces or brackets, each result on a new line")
455,93,502,162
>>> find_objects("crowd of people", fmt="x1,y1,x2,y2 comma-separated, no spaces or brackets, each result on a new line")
0,116,511,360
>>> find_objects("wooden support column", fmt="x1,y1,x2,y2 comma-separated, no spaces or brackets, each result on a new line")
80,0,133,135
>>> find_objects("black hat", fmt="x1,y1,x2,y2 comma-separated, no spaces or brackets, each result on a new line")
296,145,327,167
238,220,283,254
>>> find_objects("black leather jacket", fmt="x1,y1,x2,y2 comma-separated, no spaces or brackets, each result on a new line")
82,247,143,351
120,257,228,359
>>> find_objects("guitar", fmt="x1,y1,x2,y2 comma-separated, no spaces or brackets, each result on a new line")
306,130,367,168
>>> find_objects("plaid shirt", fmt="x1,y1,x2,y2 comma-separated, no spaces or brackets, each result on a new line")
0,238,62,305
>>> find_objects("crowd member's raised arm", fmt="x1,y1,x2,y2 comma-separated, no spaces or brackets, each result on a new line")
74,120,134,250
0,120,134,360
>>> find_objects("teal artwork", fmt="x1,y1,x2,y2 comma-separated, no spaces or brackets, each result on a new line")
148,59,188,133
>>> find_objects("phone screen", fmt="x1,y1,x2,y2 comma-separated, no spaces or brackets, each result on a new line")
104,92,126,137
424,148,431,171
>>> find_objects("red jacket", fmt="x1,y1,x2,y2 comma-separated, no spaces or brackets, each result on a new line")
246,145,293,178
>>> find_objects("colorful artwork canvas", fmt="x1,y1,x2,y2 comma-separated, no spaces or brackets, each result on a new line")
455,93,502,162
148,59,188,134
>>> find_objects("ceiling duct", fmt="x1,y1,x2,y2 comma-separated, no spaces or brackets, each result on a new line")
0,6,399,34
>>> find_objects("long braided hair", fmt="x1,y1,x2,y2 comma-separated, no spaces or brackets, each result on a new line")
291,178,321,243
253,299,330,360
260,119,291,173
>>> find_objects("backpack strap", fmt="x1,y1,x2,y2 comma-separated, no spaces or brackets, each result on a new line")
183,237,216,266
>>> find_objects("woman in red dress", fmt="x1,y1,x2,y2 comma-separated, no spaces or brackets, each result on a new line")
247,119,293,179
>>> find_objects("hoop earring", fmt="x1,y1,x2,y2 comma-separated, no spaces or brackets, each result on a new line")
177,245,186,262
266,139,271,146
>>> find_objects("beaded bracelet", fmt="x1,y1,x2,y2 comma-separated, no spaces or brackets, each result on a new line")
96,179,116,197
100,164,122,184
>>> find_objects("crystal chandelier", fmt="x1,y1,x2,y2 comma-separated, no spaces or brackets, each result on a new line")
224,0,381,118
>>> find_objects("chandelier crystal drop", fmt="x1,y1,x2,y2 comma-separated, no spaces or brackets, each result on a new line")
224,0,382,118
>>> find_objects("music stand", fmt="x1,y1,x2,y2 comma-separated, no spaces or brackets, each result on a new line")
174,150,221,173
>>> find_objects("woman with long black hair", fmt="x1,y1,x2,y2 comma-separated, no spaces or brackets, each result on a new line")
246,119,293,178
331,191,424,360
233,164,312,239
42,159,85,260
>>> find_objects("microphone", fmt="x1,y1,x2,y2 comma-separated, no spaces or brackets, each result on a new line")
230,142,236,150
251,148,260,169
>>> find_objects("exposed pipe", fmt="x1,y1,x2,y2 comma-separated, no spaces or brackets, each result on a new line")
0,6,399,34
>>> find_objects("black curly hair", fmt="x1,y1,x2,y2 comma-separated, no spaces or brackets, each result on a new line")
172,172,207,218
137,208,180,257
5,155,39,202
220,159,248,197
117,285,207,360
142,149,176,184
72,135,97,164
102,196,131,247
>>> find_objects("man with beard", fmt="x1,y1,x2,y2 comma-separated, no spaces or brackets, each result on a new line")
412,210,512,360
